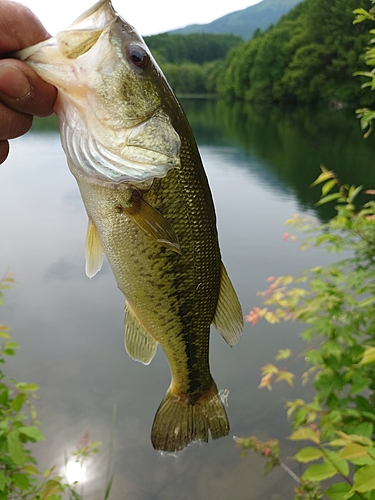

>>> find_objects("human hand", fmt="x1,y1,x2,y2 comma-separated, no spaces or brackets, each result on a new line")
0,0,57,164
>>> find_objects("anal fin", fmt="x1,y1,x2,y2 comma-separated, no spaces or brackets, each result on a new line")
213,263,243,346
85,217,104,278
124,302,158,365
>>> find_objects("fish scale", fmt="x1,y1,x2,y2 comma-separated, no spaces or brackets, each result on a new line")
15,0,243,452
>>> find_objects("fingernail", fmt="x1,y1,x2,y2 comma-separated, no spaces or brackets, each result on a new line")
0,64,31,99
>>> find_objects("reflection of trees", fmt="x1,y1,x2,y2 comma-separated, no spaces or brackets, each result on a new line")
181,98,375,220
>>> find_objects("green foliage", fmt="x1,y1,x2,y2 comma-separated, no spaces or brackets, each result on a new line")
144,33,242,65
354,4,375,135
0,275,106,500
240,168,375,499
160,61,221,95
217,0,375,106
143,33,242,95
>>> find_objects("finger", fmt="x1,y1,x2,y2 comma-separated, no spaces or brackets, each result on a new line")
0,1,50,53
0,99,32,140
0,60,57,117
0,140,10,164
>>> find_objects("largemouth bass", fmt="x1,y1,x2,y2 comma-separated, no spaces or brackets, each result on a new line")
15,0,243,452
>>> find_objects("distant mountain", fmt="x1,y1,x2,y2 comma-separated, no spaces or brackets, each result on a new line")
169,0,303,40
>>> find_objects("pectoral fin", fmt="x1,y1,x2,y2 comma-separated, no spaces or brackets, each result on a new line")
124,302,158,365
213,263,243,346
122,190,181,254
85,217,104,278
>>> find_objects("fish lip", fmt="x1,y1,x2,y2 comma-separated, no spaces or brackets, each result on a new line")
64,0,117,32
13,0,117,62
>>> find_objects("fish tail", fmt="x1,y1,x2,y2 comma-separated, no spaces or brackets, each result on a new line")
151,382,229,452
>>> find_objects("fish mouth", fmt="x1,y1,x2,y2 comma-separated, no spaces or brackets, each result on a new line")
14,0,117,63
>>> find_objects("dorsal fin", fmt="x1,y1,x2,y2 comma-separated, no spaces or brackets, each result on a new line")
85,217,104,278
213,263,243,346
124,302,158,365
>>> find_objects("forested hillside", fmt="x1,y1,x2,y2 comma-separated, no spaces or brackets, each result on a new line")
216,0,375,106
144,33,242,94
144,33,242,64
169,0,302,40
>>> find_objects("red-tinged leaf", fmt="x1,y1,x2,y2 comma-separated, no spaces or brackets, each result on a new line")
275,370,295,387
258,373,273,391
261,363,279,375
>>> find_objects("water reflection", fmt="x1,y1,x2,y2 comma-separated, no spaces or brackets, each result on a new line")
181,99,375,218
0,102,370,498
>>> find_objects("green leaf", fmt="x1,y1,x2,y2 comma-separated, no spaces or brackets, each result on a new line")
22,465,39,475
4,342,19,349
275,349,292,361
340,443,369,460
3,349,15,357
353,423,374,439
322,179,337,196
11,393,26,412
347,185,363,203
352,465,375,492
12,473,30,491
16,383,39,392
315,193,344,206
325,482,351,500
0,472,8,492
19,426,45,441
289,427,320,444
311,169,334,187
293,446,323,463
7,431,26,465
302,463,337,481
104,473,115,500
67,488,81,500
350,374,371,395
359,347,375,365
349,434,373,446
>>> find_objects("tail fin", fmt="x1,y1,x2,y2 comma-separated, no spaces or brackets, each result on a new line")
151,383,229,452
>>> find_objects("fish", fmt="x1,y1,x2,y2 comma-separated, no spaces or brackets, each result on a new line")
15,0,243,452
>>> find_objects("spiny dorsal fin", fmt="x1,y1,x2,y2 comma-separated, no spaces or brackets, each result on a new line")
85,217,104,278
212,263,243,347
124,302,158,365
122,190,181,254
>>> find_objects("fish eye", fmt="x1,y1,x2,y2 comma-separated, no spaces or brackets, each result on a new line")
126,44,150,71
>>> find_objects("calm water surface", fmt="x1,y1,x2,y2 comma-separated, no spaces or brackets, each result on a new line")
1,101,375,499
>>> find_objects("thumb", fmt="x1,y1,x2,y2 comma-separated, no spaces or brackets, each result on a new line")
0,59,56,117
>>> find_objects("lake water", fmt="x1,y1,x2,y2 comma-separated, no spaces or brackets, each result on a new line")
0,100,374,499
